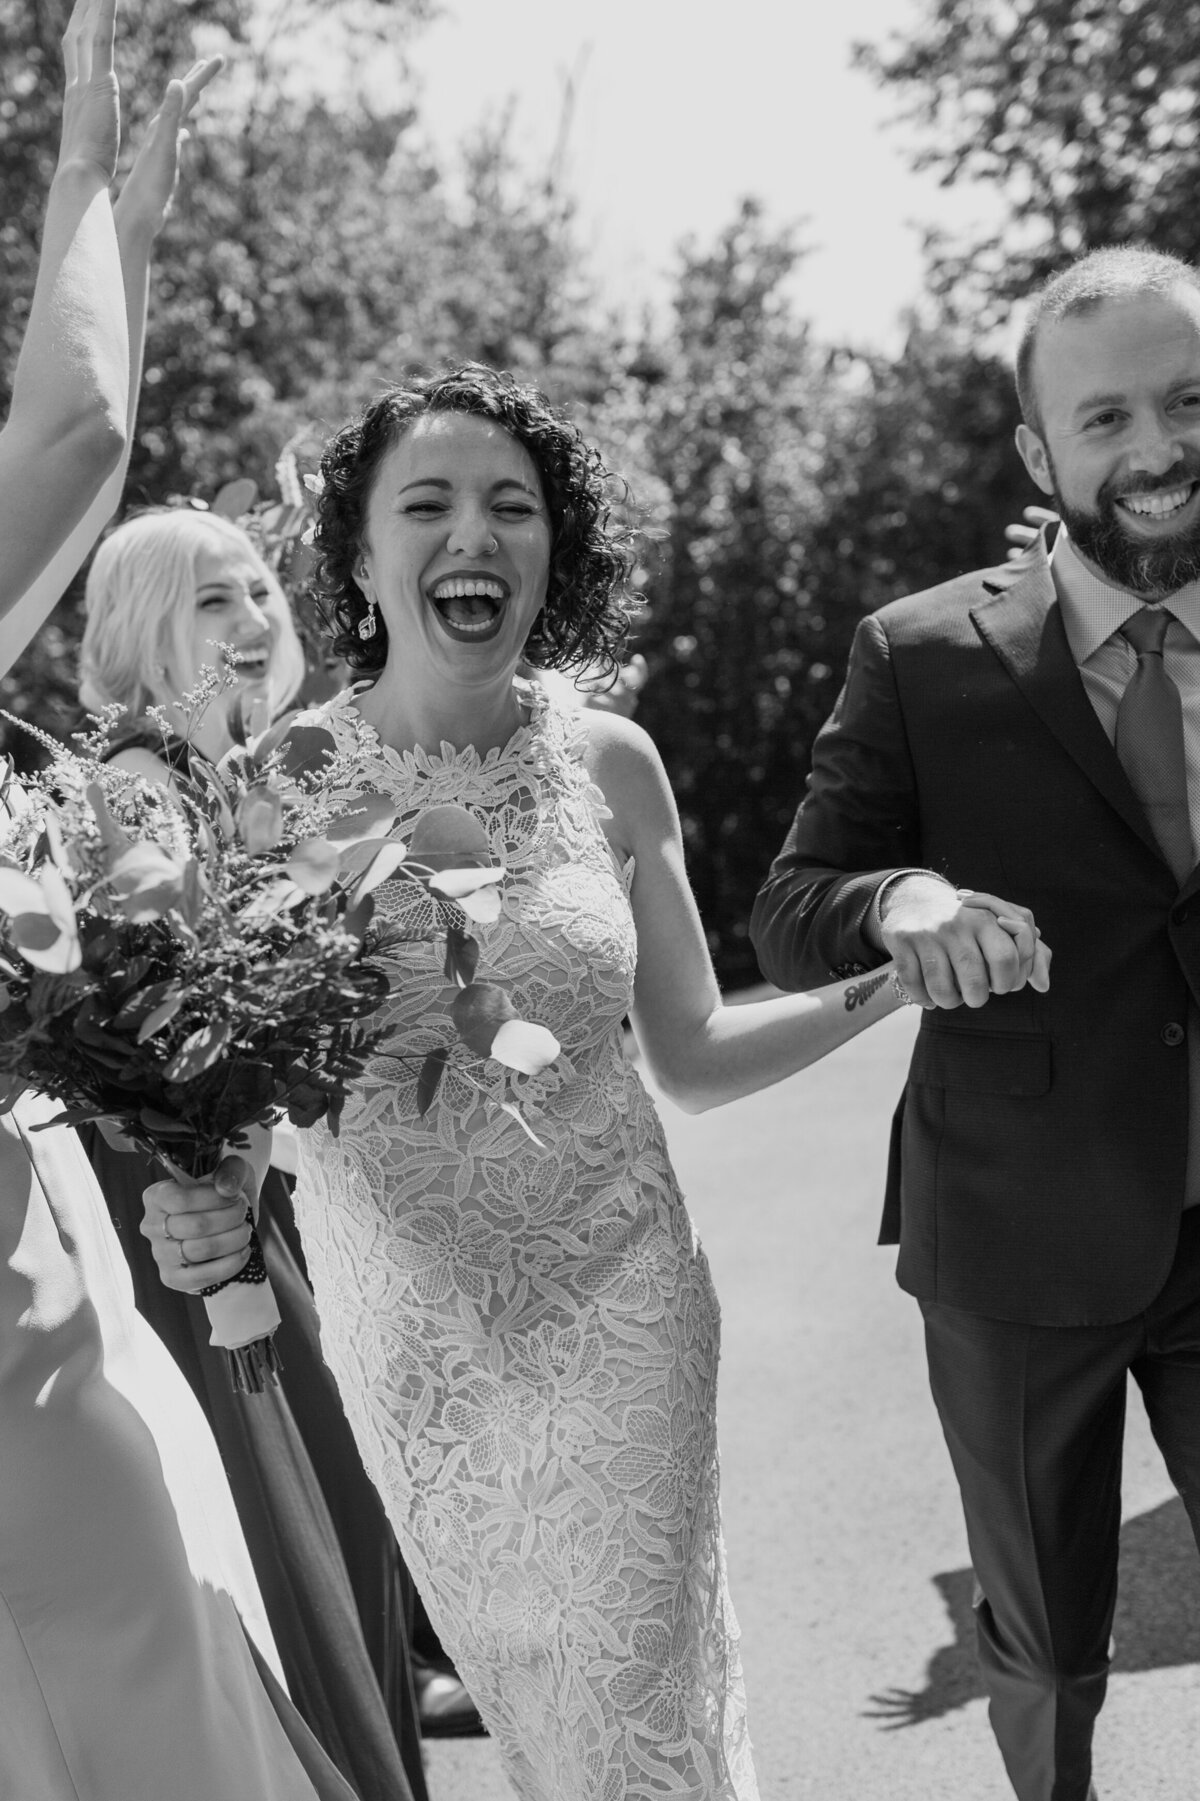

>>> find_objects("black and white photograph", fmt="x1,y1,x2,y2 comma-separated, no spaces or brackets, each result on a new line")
2,3,1200,1798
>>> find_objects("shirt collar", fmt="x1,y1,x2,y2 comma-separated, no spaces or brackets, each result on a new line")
1051,526,1200,663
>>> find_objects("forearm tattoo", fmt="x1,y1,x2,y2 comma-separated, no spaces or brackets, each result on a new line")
843,971,889,1011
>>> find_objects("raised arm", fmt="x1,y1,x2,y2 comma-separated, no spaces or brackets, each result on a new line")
0,51,223,676
0,0,127,619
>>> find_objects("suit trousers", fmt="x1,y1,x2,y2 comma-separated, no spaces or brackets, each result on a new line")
920,1207,1200,1801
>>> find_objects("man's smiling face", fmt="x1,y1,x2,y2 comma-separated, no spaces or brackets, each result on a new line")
1016,283,1200,598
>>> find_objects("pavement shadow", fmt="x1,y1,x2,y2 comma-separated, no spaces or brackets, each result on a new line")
864,1497,1200,1728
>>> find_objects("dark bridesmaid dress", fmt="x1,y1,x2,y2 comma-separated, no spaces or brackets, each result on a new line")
81,1126,429,1801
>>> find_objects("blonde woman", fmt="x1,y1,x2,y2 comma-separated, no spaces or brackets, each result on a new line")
80,505,306,778
76,501,434,1798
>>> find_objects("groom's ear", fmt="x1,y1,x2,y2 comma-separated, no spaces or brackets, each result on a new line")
1015,423,1056,498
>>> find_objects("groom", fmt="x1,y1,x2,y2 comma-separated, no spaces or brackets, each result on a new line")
751,245,1200,1801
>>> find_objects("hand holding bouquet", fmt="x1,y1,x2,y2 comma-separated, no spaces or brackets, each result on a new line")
0,682,559,1388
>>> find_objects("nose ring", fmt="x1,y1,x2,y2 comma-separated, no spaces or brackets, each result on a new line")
483,534,498,555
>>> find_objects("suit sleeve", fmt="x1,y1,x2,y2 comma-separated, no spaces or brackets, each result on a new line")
750,609,922,990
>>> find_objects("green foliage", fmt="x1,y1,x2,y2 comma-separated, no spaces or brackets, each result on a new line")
0,702,556,1164
810,327,1033,611
612,203,855,981
857,0,1200,314
3,1,1051,987
0,0,599,765
615,203,1037,982
0,709,398,1170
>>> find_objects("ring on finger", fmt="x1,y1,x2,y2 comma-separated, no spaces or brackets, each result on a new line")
163,1215,191,1266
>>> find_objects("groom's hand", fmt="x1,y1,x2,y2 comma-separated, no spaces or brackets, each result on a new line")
141,1154,254,1294
877,875,1051,1009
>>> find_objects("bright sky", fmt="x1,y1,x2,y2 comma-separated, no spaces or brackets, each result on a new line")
406,0,1004,352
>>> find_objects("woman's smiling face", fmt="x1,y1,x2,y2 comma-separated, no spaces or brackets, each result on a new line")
175,529,284,703
358,411,552,684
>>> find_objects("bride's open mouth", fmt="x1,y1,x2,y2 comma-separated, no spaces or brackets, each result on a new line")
428,574,509,644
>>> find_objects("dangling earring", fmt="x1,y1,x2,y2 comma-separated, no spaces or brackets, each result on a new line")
357,566,377,640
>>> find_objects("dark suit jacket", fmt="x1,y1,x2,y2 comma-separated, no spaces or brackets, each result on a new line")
750,539,1200,1326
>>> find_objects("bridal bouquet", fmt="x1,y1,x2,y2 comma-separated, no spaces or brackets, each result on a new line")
0,679,558,1389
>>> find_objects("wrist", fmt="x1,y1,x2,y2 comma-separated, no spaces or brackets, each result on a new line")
841,965,909,1016
876,869,955,934
51,156,115,195
888,967,917,1008
113,195,163,247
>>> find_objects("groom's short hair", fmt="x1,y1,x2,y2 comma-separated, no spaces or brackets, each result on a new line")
1015,246,1200,434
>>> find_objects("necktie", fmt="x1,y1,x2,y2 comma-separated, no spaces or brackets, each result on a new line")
1116,606,1195,882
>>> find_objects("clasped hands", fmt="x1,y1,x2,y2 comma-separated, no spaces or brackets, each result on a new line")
878,875,1052,1009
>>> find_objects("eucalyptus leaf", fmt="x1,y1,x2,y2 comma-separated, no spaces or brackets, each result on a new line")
351,842,410,900
284,838,342,894
163,1020,233,1083
457,885,503,925
427,866,504,899
323,793,399,842
137,994,186,1043
490,1018,561,1075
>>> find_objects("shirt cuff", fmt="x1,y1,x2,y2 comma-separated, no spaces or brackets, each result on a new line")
871,868,956,937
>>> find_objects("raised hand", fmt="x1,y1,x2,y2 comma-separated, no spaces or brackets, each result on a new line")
57,0,121,184
1004,503,1059,561
115,54,225,241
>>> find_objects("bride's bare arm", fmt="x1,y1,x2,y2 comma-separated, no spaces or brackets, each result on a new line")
583,710,909,1115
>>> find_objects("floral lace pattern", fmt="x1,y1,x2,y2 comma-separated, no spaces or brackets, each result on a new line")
291,680,759,1800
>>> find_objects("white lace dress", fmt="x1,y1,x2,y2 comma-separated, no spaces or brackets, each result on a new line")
290,680,759,1801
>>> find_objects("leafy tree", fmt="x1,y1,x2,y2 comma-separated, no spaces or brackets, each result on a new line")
0,0,602,761
857,0,1200,318
809,325,1034,614
608,202,869,982
605,206,1039,984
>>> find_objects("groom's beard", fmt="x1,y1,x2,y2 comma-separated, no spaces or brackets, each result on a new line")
1050,453,1200,599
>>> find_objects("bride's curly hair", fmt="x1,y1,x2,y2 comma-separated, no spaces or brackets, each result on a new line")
312,364,641,680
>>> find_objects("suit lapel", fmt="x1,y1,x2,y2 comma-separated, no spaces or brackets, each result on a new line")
969,543,1171,872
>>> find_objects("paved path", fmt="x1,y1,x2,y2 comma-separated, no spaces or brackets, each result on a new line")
425,1006,1200,1799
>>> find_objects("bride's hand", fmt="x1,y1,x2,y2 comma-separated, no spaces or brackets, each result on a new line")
956,889,1052,992
141,1154,254,1295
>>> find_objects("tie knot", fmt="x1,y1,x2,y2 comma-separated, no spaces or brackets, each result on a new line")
1121,606,1172,656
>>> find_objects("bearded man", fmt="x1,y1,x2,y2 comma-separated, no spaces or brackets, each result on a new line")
751,245,1200,1801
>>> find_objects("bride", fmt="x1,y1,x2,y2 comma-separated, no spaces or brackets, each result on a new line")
140,366,1025,1798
